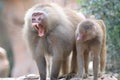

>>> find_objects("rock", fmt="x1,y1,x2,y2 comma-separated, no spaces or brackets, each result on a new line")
17,74,39,80
0,73,116,80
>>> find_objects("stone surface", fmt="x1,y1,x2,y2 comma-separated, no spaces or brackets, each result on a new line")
11,73,118,80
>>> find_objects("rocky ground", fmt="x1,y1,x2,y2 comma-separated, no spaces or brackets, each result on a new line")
15,73,119,80
0,73,118,80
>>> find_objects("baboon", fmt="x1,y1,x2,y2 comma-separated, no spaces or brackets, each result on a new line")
75,19,106,80
23,3,85,80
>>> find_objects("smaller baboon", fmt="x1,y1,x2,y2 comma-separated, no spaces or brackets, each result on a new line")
75,19,106,80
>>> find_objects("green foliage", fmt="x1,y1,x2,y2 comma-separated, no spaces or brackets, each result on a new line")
79,0,120,72
76,0,82,3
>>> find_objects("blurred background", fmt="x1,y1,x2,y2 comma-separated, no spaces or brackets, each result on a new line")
0,0,120,78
